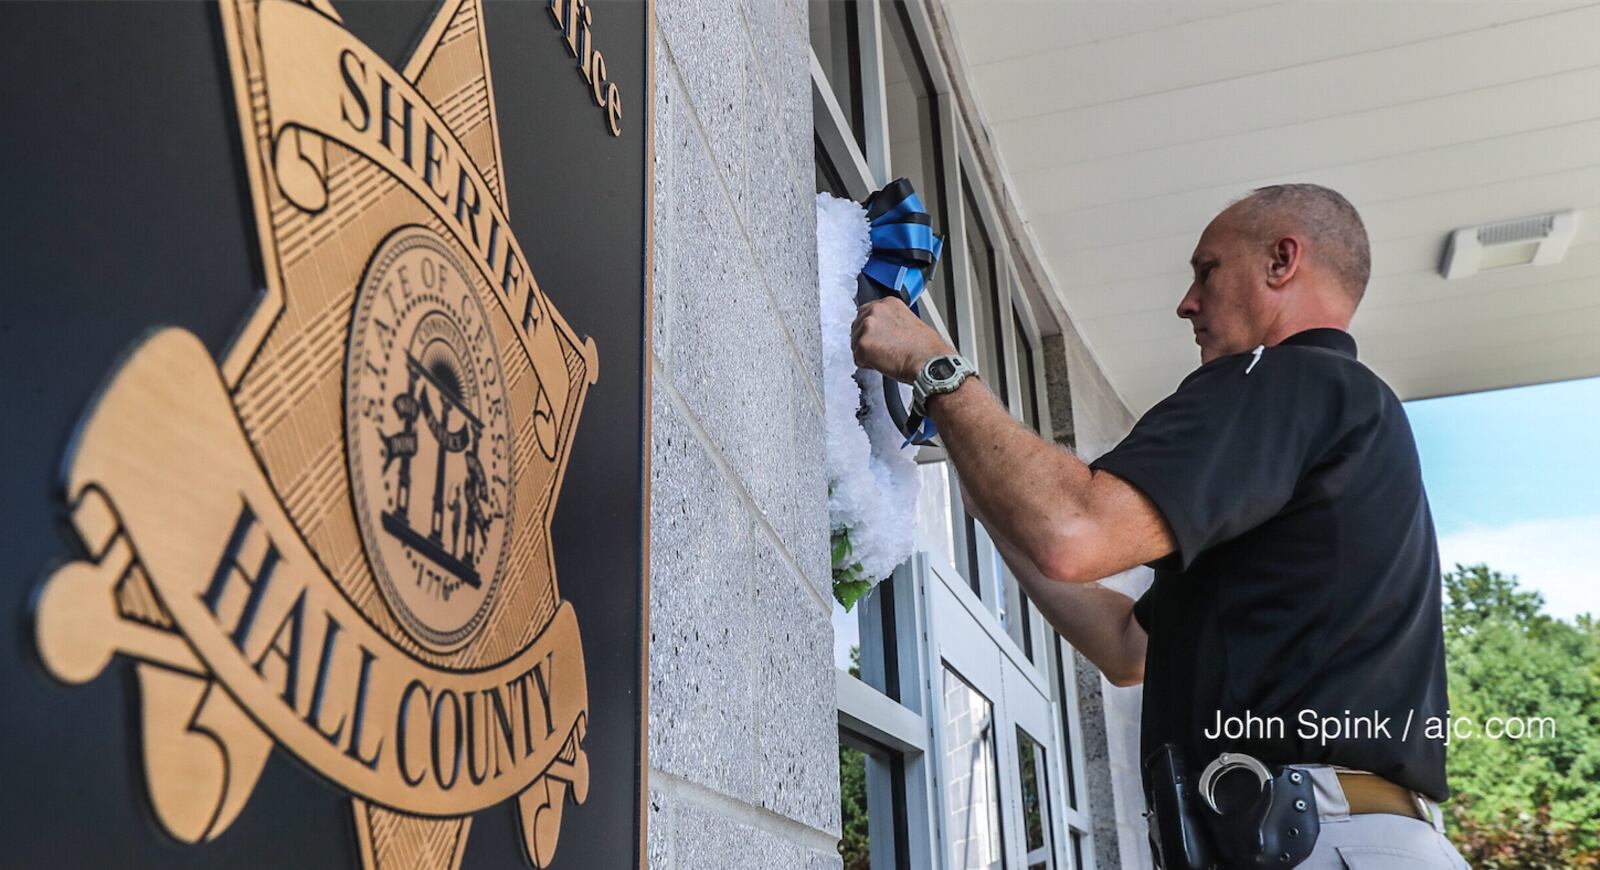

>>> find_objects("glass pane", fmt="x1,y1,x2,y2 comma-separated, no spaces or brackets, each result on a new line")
809,0,865,152
833,598,861,674
1070,831,1085,870
1053,640,1080,812
994,547,1014,633
1014,308,1038,433
839,742,872,870
941,668,1005,870
840,733,909,870
817,136,850,198
963,512,982,596
1020,593,1035,663
834,581,901,703
914,462,957,569
881,1,954,346
962,175,1006,403
1016,726,1054,870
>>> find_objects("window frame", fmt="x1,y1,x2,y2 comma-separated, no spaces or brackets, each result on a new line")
813,3,1093,867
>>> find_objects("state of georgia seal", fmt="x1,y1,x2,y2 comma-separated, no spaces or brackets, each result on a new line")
31,1,601,868
347,227,515,652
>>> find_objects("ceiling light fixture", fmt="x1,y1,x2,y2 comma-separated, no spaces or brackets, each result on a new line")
1439,210,1576,279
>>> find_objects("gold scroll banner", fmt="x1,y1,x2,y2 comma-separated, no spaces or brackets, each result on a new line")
256,0,591,454
37,328,587,818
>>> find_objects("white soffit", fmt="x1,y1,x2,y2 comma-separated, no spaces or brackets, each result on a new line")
943,0,1600,415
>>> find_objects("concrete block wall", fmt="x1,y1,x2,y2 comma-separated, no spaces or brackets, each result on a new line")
646,0,841,867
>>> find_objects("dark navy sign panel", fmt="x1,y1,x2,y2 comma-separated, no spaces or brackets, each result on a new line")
0,2,649,867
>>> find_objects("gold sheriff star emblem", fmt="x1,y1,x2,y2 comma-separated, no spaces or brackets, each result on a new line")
33,1,598,867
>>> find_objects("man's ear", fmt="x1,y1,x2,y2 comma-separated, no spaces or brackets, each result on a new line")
1266,236,1301,288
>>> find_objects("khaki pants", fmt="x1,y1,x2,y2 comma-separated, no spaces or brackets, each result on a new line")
1297,765,1471,869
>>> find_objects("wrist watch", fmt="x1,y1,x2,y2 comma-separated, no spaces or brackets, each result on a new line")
910,353,978,416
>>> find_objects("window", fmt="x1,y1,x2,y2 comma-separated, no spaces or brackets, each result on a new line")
840,741,872,870
958,174,1003,602
962,174,1008,406
840,730,912,870
881,1,954,345
833,581,903,702
1014,307,1039,433
1053,641,1080,813
810,1,865,153
1015,727,1054,870
1006,303,1042,661
811,4,1095,868
817,135,851,199
941,668,1005,870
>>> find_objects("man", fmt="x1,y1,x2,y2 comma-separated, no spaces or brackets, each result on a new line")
850,184,1469,867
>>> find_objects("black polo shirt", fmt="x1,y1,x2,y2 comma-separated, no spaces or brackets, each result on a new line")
1088,327,1450,802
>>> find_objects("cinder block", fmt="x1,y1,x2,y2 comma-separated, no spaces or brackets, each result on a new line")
647,387,760,801
673,800,809,869
656,0,745,210
746,375,829,600
808,847,845,870
657,95,829,599
744,87,823,394
754,553,840,833
739,0,810,166
647,785,671,870
737,0,820,395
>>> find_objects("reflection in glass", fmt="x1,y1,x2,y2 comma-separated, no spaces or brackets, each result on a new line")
809,0,864,152
840,732,910,870
941,668,1005,869
839,742,871,870
1016,727,1054,870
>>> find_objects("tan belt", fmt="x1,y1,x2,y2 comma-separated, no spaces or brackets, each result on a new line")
1335,770,1430,822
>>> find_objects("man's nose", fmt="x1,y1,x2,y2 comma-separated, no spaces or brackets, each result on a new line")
1176,286,1200,319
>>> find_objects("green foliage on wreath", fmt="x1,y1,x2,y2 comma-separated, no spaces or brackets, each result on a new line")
832,527,872,611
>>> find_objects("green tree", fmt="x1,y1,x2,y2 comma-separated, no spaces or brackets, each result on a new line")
1442,563,1600,866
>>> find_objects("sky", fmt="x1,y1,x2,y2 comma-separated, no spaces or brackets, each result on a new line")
1406,375,1600,622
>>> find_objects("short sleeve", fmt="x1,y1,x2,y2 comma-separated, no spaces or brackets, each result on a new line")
1132,583,1155,632
1088,348,1348,572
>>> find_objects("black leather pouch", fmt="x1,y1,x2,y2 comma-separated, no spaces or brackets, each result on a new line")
1142,744,1215,870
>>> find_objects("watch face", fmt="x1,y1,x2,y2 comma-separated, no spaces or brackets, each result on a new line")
930,359,956,379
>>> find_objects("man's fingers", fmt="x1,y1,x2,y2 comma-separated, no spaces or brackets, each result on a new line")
851,304,872,343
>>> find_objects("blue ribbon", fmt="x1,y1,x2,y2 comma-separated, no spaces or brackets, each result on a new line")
855,178,946,447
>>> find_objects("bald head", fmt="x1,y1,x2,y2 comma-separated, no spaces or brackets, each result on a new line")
1179,183,1372,363
1227,184,1371,306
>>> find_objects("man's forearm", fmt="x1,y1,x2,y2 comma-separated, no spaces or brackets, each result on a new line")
925,377,1090,578
983,502,1145,686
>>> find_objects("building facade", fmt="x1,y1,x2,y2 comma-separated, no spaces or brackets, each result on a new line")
644,1,1154,867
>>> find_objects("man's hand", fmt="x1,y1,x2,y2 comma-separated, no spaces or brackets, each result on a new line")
850,298,955,383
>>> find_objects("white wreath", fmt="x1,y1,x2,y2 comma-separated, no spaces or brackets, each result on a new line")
816,192,922,607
